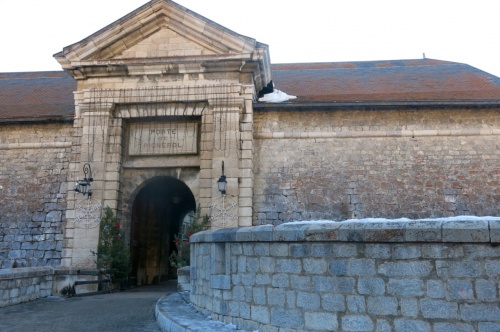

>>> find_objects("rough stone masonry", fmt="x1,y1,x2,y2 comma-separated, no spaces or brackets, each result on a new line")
189,219,500,332
0,123,72,269
253,108,500,225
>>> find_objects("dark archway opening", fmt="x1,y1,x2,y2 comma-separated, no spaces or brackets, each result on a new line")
130,176,195,285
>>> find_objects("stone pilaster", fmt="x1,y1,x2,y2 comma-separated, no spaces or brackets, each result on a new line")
238,85,256,227
64,95,116,268
207,93,245,229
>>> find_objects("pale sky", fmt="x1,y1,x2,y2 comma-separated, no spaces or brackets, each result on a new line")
1,0,499,77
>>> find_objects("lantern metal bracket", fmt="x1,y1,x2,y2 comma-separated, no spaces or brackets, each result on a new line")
74,163,93,198
217,161,227,195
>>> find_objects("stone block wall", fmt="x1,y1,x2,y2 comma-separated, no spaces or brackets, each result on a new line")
253,108,500,224
177,266,191,292
0,266,100,308
0,123,73,268
0,267,54,307
190,219,500,332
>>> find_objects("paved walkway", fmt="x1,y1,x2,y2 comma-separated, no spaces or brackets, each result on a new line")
0,281,177,332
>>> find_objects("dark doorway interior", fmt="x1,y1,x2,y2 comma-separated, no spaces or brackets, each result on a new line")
130,177,195,285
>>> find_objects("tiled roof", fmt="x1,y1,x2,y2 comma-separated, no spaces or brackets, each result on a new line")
1,59,500,121
270,59,500,103
0,71,76,121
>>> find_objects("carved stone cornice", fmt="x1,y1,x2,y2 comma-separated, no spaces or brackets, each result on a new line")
54,0,271,85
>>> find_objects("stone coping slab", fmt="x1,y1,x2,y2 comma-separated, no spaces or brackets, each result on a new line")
191,219,500,243
0,266,99,280
53,267,99,276
0,266,55,280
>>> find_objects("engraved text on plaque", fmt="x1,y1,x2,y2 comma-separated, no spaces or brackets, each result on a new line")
128,122,198,156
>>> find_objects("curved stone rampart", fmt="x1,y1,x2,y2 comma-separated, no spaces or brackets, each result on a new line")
189,219,500,331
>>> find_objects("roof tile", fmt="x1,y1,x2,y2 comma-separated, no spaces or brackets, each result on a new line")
270,59,500,102
1,59,500,120
0,71,75,120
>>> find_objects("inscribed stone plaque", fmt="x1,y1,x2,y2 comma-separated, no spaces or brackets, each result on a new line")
128,122,198,156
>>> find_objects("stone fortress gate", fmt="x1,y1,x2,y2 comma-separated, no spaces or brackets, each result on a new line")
2,2,500,330
54,0,271,284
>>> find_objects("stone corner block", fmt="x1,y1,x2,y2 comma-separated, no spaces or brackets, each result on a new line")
489,220,500,243
442,220,489,242
177,266,191,276
273,223,307,241
190,229,215,243
211,274,231,290
404,220,442,242
364,221,406,242
212,228,238,242
304,222,343,241
337,221,365,242
235,224,274,242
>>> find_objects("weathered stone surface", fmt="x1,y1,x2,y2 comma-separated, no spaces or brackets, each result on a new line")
270,308,303,328
479,322,500,332
347,295,366,313
426,280,445,299
251,305,270,324
394,319,430,332
404,220,442,242
358,277,385,296
297,292,320,310
442,220,490,242
400,298,419,318
0,124,70,269
189,225,500,331
434,322,475,332
253,109,500,225
420,299,458,319
342,315,374,331
367,296,398,316
323,293,345,312
45,211,62,223
305,222,342,241
387,279,424,297
489,221,500,243
475,279,497,301
461,304,500,321
446,279,474,300
392,244,422,259
485,260,500,277
364,222,405,242
304,312,338,331
378,261,433,277
436,260,483,278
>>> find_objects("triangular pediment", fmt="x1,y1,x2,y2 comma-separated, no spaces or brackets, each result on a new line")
112,26,217,60
55,0,266,68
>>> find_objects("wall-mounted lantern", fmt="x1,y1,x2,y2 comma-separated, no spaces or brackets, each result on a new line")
210,160,236,228
74,163,93,198
217,161,227,195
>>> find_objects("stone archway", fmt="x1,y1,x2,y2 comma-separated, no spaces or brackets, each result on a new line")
130,176,195,285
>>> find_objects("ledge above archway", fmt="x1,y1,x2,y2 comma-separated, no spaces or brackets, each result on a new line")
53,0,271,89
